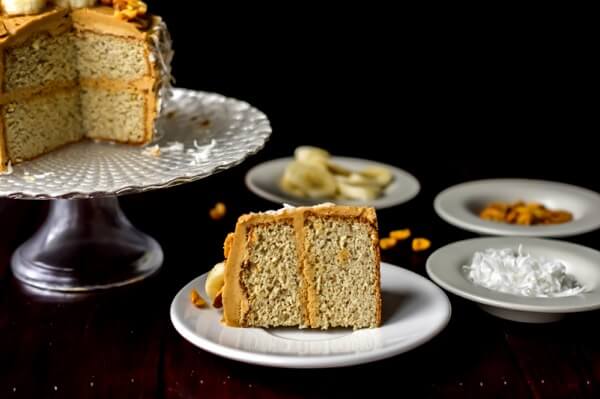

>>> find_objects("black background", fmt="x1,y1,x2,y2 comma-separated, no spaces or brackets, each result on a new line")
146,1,593,185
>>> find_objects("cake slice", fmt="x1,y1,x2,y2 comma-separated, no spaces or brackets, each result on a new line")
221,204,382,329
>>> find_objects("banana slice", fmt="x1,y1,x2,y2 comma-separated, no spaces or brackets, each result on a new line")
280,177,307,198
68,0,96,8
360,166,394,187
205,261,225,302
326,161,352,177
294,146,330,165
1,0,47,15
335,176,382,201
281,161,337,199
52,0,95,8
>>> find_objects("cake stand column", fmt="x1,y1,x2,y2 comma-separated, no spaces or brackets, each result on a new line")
11,197,163,292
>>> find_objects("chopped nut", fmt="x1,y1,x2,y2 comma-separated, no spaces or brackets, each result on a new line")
412,238,431,252
379,237,397,250
212,288,223,308
113,0,148,21
190,289,207,308
389,229,411,241
479,201,573,226
209,202,227,220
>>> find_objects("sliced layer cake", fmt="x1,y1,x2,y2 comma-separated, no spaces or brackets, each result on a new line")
0,0,173,172
221,204,382,329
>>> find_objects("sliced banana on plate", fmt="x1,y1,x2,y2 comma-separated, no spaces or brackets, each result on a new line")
294,146,330,165
281,161,337,199
280,145,394,201
1,0,47,15
205,261,225,303
335,175,383,201
360,166,394,187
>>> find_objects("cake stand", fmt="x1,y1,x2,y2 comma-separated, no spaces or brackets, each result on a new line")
0,88,271,292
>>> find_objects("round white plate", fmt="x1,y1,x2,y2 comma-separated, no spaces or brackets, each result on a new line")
434,179,600,237
170,262,450,368
426,237,600,323
245,157,420,209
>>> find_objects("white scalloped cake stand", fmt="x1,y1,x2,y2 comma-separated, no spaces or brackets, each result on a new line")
0,88,271,291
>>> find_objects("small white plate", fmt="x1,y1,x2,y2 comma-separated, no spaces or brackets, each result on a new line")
426,237,600,323
434,179,600,237
170,263,451,368
245,157,420,209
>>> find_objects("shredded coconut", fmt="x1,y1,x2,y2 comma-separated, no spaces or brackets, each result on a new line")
463,245,585,297
187,139,216,165
0,161,13,176
161,141,184,153
142,145,161,157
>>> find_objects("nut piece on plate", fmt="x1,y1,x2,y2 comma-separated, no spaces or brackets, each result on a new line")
280,145,395,201
190,289,207,308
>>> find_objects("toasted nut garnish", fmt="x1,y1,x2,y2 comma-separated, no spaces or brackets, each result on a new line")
479,201,573,226
212,288,223,308
379,237,397,250
412,238,431,252
190,289,207,308
209,202,226,220
390,229,411,241
114,0,148,21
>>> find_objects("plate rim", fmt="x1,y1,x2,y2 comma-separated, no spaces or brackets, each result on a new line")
245,156,420,210
170,262,451,369
426,236,600,313
434,178,600,237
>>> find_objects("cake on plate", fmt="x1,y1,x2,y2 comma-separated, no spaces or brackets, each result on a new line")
220,204,382,329
0,0,173,172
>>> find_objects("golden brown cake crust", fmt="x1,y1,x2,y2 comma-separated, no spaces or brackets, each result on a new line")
222,205,382,328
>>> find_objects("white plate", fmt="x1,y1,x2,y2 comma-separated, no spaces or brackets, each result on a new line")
245,157,420,209
434,179,600,237
170,263,451,368
426,237,600,323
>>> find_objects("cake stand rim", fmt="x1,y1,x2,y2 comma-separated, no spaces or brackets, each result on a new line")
0,88,272,200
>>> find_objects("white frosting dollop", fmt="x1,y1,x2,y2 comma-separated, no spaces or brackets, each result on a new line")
463,245,585,297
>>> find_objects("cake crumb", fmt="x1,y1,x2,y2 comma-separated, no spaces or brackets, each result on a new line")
190,289,207,308
209,202,227,220
412,238,431,252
